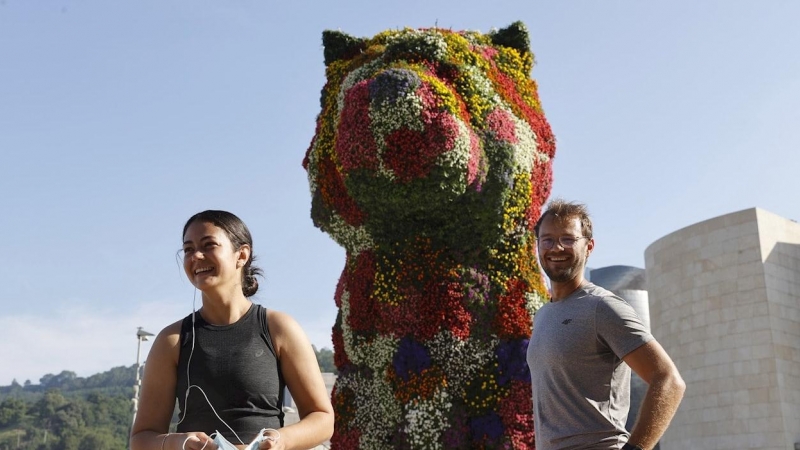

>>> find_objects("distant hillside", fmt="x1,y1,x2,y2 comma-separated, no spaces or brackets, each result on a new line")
0,366,137,404
0,346,336,401
0,347,335,449
0,367,137,450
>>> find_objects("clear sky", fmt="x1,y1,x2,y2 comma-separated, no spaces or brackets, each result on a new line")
1,1,798,385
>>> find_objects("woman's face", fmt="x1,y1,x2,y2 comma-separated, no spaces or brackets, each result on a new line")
182,221,247,293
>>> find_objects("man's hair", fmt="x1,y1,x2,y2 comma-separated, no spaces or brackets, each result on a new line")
534,198,593,239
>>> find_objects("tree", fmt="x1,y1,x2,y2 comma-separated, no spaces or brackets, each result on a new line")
314,347,337,374
0,397,27,426
78,427,126,450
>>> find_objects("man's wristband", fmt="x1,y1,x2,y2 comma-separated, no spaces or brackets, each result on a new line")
622,443,644,450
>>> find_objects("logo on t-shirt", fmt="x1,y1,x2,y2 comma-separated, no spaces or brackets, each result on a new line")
562,319,573,325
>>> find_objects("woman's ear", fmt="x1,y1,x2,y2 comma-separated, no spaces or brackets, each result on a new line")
237,245,251,268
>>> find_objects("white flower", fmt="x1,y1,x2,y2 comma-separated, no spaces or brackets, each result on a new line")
370,86,425,179
462,65,502,109
427,332,499,389
435,118,473,195
348,334,399,374
526,290,547,315
324,214,374,253
335,368,402,448
336,58,383,124
508,109,538,176
403,389,452,449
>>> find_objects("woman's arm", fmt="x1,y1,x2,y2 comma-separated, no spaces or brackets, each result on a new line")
268,310,334,450
130,321,214,450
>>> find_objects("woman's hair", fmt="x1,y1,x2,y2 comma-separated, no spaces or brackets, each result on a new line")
183,210,263,297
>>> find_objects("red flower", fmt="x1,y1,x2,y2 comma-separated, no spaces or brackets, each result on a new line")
466,129,484,187
330,429,360,449
390,280,471,340
345,251,378,332
485,108,519,144
334,264,347,308
495,278,533,339
381,84,460,183
498,380,536,449
318,155,365,226
336,80,379,172
332,326,350,368
529,160,553,229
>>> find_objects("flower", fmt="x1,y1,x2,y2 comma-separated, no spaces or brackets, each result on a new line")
308,23,550,450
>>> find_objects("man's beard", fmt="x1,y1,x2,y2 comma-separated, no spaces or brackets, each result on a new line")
542,255,585,283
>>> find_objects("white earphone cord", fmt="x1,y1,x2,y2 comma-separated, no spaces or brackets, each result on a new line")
177,288,246,445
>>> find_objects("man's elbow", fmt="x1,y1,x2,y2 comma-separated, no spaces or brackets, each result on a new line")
664,368,686,399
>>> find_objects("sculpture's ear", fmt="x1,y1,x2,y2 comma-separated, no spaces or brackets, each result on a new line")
490,21,531,55
322,30,368,66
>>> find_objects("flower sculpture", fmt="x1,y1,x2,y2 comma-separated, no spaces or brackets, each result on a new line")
303,21,555,449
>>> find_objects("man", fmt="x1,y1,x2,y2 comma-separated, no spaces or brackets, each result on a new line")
527,199,685,450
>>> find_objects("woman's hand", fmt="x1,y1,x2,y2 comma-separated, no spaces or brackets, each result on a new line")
176,432,217,450
257,428,282,449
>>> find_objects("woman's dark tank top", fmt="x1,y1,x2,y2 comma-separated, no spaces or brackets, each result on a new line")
175,304,284,443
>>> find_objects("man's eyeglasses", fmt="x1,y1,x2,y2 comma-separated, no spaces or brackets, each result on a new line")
536,236,588,250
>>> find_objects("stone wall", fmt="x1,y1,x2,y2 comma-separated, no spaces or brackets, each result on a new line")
645,208,800,449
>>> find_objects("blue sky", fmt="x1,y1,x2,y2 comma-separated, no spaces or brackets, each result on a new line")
1,1,798,385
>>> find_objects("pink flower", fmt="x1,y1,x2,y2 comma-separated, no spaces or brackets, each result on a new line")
485,108,519,144
336,80,379,172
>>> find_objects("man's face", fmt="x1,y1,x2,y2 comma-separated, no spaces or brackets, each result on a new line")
537,215,594,283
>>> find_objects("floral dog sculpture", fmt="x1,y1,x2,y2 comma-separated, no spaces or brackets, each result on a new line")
303,22,556,449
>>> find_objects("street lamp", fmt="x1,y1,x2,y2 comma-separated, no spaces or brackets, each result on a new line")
131,327,154,429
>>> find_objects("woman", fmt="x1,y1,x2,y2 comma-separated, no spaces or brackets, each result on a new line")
131,210,334,450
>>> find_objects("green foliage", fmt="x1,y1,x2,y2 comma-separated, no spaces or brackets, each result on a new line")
0,398,26,427
0,366,137,450
0,352,338,449
322,30,367,66
0,367,136,404
314,347,337,374
489,21,531,55
0,388,131,450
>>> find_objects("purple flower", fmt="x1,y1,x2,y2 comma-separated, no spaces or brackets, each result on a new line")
464,268,491,305
470,412,504,442
442,409,469,448
392,336,431,381
496,339,531,386
369,68,421,105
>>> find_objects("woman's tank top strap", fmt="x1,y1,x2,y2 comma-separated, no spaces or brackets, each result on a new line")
256,304,278,359
256,304,285,424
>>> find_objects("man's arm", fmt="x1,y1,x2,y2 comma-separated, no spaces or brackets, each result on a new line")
623,340,686,450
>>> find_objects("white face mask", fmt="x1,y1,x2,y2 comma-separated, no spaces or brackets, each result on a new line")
211,429,278,450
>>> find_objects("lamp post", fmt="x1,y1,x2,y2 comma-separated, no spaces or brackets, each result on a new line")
132,327,154,429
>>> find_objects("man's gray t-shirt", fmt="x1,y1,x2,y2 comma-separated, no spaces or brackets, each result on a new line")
526,282,653,450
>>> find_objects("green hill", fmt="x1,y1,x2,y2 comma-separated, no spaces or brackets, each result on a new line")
0,367,136,450
0,347,336,449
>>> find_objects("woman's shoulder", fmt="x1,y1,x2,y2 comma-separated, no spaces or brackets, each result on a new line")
265,308,301,332
152,318,187,349
264,308,310,353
